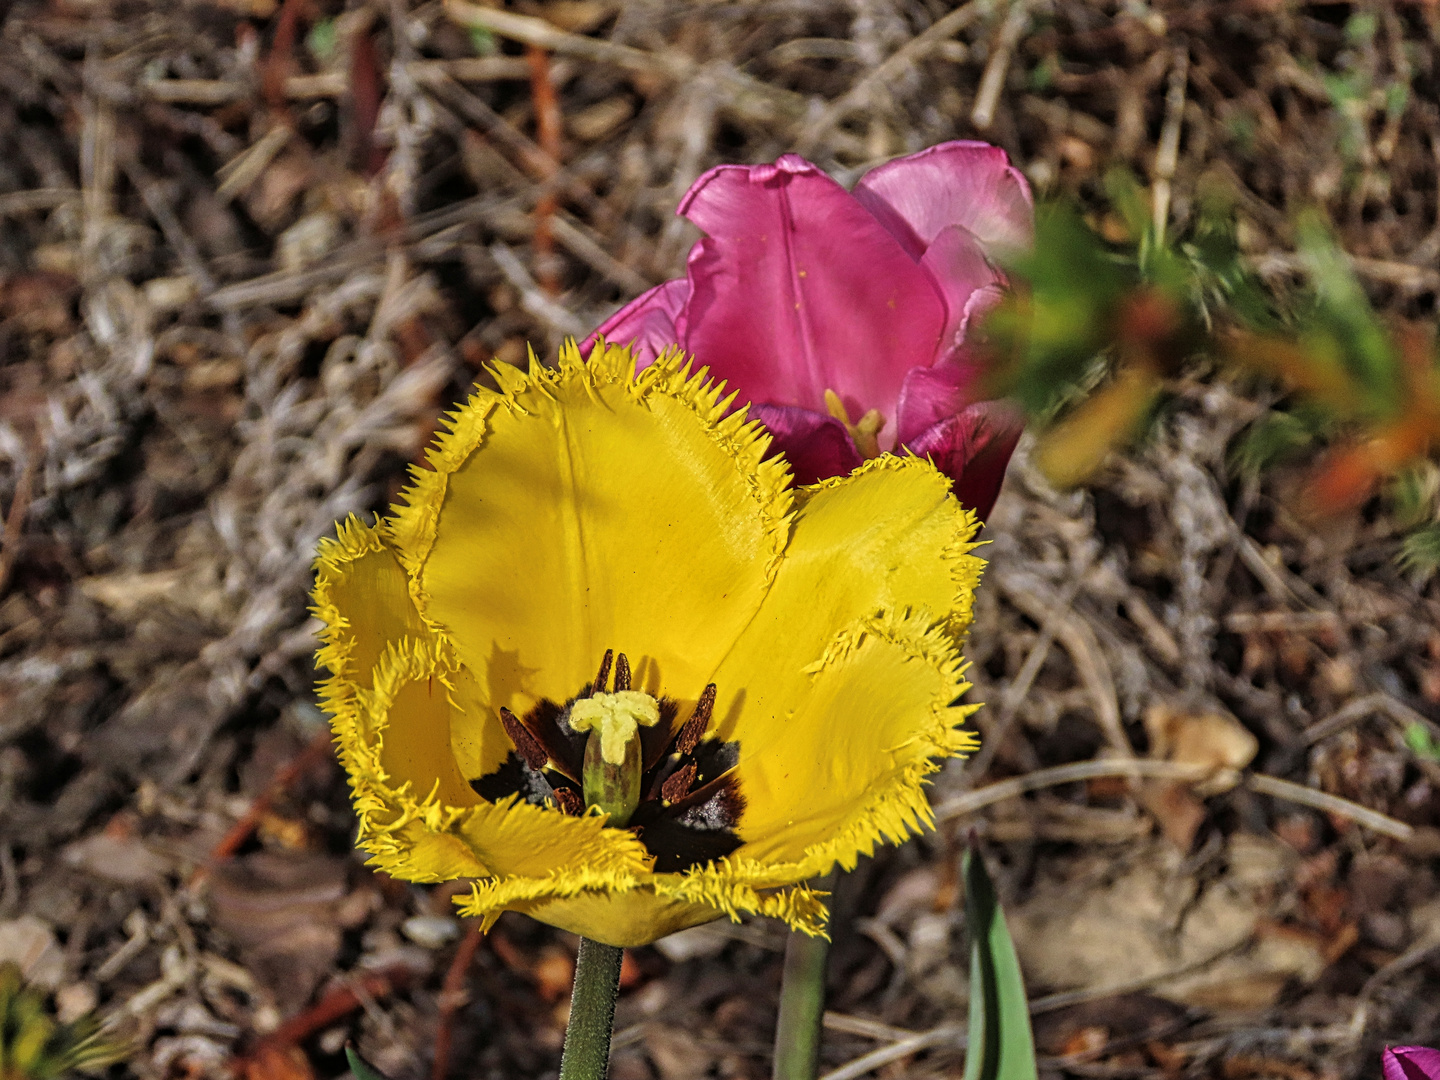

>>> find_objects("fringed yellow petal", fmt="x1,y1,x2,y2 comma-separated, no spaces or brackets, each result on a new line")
312,515,430,708
728,612,979,871
334,636,489,882
711,454,982,752
454,858,833,946
337,635,652,885
391,339,793,721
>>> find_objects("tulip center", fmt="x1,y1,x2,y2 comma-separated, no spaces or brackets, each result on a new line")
470,649,746,872
824,389,885,459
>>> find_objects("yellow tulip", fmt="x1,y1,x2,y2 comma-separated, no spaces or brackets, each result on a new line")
312,341,984,947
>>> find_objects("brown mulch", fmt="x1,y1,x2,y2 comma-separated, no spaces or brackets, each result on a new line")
1,1,1438,1079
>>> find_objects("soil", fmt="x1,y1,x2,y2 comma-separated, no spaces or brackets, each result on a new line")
0,1,1438,1079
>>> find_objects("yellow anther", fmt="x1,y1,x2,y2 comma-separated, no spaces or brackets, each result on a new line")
823,389,885,460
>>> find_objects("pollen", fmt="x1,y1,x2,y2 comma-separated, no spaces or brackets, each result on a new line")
569,691,662,765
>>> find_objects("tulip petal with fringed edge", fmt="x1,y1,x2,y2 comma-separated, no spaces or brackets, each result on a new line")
312,341,985,947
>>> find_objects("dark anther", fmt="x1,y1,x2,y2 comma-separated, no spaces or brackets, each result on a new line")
553,787,584,816
614,652,631,692
674,684,716,756
593,649,613,696
499,707,549,771
660,762,696,804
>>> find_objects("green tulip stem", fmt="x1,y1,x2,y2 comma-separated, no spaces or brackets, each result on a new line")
559,937,624,1080
772,929,831,1080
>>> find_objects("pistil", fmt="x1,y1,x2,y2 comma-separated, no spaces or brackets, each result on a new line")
570,690,661,825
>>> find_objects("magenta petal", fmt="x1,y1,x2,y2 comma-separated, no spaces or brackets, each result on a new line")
581,278,690,366
918,223,1003,356
748,403,863,487
1385,1048,1440,1080
853,141,1034,258
903,399,1024,522
676,154,947,421
894,356,975,447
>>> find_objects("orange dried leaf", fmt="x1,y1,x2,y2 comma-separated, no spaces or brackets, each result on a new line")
1033,363,1160,488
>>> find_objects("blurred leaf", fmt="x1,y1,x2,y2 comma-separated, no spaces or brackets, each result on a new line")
1403,721,1440,762
1028,56,1057,93
0,962,127,1080
1232,410,1318,475
1295,212,1400,413
987,204,1127,415
1388,462,1440,529
1398,524,1440,582
1344,11,1378,43
1103,168,1150,244
305,18,337,63
1226,330,1357,411
345,1046,393,1080
963,846,1038,1080
1384,80,1409,122
469,25,497,55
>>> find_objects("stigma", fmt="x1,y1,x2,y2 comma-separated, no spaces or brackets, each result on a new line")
569,691,662,766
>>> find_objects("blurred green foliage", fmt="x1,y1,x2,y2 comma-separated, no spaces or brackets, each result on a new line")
982,167,1440,576
0,964,125,1080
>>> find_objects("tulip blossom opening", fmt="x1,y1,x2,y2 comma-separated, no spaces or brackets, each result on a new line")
583,141,1034,518
477,648,744,860
312,341,984,947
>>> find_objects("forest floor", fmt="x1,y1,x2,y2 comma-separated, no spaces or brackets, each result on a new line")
1,1,1439,1078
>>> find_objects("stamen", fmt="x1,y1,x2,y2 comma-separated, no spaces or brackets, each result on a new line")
593,649,613,695
674,684,716,756
822,387,884,459
499,707,548,771
660,762,696,804
553,787,583,816
852,408,884,459
614,652,631,692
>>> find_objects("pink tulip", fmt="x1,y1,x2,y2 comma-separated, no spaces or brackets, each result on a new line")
1385,1048,1440,1080
583,141,1033,519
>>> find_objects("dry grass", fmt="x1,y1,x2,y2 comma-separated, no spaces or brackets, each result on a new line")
1,1,1438,1078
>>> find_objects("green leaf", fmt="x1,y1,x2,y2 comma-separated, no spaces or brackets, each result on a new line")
1344,11,1378,44
1231,410,1319,475
469,25,497,55
346,1045,394,1080
1398,524,1440,582
1388,463,1440,529
306,18,338,63
963,846,1038,1080
1295,212,1400,414
1403,722,1440,762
